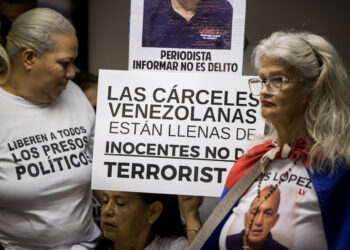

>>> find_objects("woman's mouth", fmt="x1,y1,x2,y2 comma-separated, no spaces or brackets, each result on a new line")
57,82,67,88
102,221,116,229
261,100,274,107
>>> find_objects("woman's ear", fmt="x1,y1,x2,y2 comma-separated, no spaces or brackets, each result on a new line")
22,48,36,72
148,201,163,225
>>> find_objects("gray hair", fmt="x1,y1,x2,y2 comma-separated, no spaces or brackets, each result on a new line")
6,8,75,62
0,45,10,85
252,30,350,171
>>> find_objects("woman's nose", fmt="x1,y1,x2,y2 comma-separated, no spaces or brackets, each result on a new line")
66,63,75,79
102,201,115,217
260,82,270,96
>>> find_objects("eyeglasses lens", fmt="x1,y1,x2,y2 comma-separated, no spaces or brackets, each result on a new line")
267,76,282,95
248,79,262,96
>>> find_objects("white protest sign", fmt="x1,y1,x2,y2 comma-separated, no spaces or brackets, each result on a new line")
92,70,264,196
128,0,246,74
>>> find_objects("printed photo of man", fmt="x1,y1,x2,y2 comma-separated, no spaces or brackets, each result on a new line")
226,186,288,250
142,0,233,50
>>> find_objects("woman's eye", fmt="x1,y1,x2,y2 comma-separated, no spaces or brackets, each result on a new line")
59,62,69,68
269,76,283,85
260,78,267,83
115,202,125,206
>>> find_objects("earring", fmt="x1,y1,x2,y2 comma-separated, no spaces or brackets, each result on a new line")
148,220,152,224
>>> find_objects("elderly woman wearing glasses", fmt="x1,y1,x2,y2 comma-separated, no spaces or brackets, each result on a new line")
191,31,350,250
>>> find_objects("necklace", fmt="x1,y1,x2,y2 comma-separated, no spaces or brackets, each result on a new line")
242,165,292,249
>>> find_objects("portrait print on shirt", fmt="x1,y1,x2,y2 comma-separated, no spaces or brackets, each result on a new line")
142,0,233,50
219,159,328,250
226,185,288,250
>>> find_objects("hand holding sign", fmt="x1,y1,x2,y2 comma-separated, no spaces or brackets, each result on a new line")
178,195,204,245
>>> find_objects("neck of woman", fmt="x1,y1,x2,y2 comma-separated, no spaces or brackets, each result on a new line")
273,118,308,145
1,60,38,101
171,0,198,22
2,64,26,97
113,232,153,250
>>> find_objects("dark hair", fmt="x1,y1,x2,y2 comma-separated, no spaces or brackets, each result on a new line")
74,71,98,91
0,0,38,45
138,193,185,237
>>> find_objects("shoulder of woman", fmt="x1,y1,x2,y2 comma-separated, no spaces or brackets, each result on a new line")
68,79,85,94
65,80,95,112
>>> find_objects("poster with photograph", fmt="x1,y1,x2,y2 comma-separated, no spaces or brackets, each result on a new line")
91,70,265,196
218,160,327,249
128,0,246,74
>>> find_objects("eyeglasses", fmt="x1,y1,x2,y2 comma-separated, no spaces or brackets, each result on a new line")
248,76,304,96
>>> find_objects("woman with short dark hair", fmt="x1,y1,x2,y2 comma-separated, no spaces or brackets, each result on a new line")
95,191,202,250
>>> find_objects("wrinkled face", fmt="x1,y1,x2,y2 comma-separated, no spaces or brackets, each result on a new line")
244,189,280,245
29,33,78,103
259,56,308,128
101,191,152,245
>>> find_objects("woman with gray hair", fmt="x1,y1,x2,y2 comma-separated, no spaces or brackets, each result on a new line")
0,8,100,249
190,31,350,250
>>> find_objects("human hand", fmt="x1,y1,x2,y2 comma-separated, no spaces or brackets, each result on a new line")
178,195,203,221
178,195,203,244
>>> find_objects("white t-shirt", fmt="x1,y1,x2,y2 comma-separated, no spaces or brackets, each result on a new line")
219,158,327,250
0,81,101,249
144,235,188,250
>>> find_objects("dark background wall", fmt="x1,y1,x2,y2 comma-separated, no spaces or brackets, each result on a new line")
39,0,88,71
244,0,350,74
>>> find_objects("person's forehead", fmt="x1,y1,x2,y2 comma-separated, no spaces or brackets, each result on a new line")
52,33,78,46
261,195,279,209
48,33,78,58
260,202,276,211
259,55,300,77
103,190,138,200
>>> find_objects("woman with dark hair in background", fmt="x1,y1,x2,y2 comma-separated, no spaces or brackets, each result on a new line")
95,191,202,250
75,71,98,110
